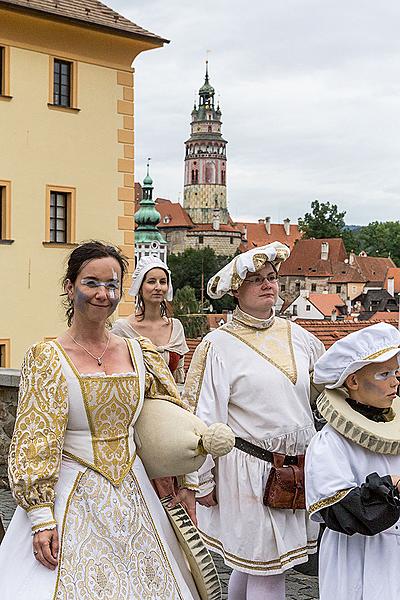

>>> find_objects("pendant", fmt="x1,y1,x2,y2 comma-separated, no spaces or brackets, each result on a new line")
97,358,102,366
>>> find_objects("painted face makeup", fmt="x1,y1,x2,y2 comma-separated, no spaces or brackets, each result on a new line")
80,277,120,298
374,369,399,381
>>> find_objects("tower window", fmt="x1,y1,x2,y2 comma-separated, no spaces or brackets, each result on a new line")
208,125,212,132
221,171,226,185
199,235,204,244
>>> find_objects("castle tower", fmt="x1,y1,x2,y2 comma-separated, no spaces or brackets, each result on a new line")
134,162,167,263
183,62,228,224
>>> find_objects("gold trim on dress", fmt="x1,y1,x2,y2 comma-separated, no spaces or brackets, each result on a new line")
308,489,353,516
32,520,57,532
53,470,84,600
182,341,211,413
200,530,318,572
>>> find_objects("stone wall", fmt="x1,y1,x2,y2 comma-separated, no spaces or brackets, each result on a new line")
0,369,20,488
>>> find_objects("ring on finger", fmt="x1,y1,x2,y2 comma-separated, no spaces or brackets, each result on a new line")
33,550,38,555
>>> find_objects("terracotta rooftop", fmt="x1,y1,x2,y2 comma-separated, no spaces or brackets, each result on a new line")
236,222,301,252
363,312,399,322
350,254,395,285
296,319,399,348
156,199,193,228
384,267,400,294
308,293,346,317
0,0,167,42
280,238,348,277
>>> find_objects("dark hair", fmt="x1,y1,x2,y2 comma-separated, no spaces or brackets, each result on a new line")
62,240,129,326
135,267,170,321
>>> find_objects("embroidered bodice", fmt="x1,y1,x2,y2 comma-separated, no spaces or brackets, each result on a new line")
8,336,183,533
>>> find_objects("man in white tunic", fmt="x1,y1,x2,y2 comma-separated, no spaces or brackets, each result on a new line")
306,323,400,600
183,243,325,600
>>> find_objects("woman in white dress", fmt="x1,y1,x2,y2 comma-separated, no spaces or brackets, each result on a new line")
112,256,188,384
183,242,325,600
0,241,201,600
112,256,194,514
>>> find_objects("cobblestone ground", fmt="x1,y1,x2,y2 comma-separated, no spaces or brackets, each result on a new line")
0,489,319,599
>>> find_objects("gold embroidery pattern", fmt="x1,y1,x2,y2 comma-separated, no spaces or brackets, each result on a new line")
222,318,298,384
79,376,140,485
138,337,188,410
201,530,318,572
55,469,184,599
182,341,211,412
308,489,352,516
8,342,68,512
252,253,268,272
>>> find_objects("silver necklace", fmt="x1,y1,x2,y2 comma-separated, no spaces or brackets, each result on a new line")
67,332,110,366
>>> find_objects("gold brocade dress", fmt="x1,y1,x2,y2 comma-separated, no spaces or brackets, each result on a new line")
0,338,199,600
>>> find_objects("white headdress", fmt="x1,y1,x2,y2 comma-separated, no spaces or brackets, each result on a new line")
129,256,173,301
207,242,290,299
313,322,400,389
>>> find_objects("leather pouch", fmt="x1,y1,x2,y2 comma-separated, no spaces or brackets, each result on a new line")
263,453,305,511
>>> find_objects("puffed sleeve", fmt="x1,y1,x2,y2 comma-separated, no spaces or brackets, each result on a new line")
8,342,68,533
137,336,188,410
182,339,230,496
305,426,356,522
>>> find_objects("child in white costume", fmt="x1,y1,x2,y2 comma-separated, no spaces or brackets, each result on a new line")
305,323,400,600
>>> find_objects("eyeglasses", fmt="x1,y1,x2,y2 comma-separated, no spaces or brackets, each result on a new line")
244,273,279,286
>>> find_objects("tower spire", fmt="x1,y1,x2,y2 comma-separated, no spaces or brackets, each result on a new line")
134,162,167,262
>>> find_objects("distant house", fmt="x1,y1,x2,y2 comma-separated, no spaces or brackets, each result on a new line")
283,292,347,320
279,238,365,303
384,267,400,297
352,289,399,320
348,251,395,290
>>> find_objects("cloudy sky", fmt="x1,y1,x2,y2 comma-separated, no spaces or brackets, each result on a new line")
110,1,400,225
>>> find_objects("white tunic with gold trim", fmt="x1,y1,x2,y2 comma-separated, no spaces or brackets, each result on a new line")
183,307,324,575
0,338,200,600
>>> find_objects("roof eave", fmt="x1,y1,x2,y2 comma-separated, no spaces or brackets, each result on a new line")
0,1,169,45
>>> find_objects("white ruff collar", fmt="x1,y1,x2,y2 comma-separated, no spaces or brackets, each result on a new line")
233,306,275,330
317,388,400,455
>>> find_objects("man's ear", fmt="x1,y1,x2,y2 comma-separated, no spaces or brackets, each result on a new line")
232,289,239,298
345,373,359,391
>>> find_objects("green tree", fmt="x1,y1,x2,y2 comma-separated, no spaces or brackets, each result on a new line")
298,200,347,239
356,221,400,266
172,286,208,338
168,247,235,311
298,200,361,252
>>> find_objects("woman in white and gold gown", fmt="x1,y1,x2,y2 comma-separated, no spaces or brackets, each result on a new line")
0,242,200,600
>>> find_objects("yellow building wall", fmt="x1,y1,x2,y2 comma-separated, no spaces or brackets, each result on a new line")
0,9,161,367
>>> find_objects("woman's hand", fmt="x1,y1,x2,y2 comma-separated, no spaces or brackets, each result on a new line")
32,528,59,570
169,488,197,526
197,490,218,507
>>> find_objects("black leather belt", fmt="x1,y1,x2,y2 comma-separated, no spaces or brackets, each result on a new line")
234,437,299,466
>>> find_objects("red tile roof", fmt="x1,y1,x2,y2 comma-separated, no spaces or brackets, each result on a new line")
156,199,193,228
384,267,400,294
351,255,395,285
296,318,399,348
0,0,167,42
280,238,348,277
308,293,346,317
207,314,228,329
363,312,399,322
236,222,301,252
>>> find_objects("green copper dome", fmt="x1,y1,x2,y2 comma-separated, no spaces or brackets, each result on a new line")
134,162,166,245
